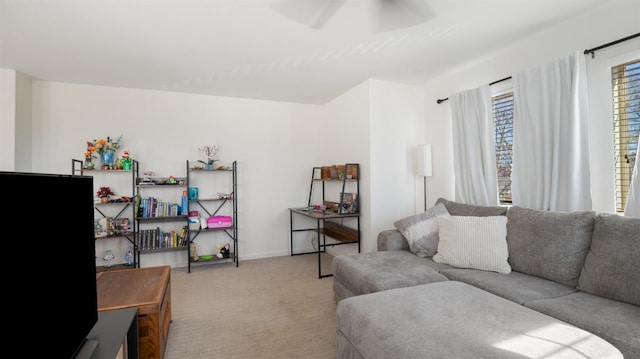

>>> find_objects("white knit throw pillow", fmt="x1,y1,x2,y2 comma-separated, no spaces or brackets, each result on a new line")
433,215,511,274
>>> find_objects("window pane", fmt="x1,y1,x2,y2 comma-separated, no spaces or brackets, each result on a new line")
612,59,640,213
493,92,514,204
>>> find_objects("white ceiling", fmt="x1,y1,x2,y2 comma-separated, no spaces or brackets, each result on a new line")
0,0,612,105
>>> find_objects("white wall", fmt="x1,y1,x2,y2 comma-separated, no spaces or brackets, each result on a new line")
0,69,17,171
321,80,371,255
31,81,327,267
15,71,33,172
0,69,33,172
422,0,640,214
369,79,425,252
320,79,426,254
17,77,423,268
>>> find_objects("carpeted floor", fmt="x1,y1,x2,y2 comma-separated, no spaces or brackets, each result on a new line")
164,253,337,359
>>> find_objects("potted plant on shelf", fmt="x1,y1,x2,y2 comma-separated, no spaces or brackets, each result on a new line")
97,186,115,203
84,142,97,170
198,145,219,170
89,135,122,169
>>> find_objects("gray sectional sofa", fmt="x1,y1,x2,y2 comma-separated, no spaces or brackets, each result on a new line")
333,198,640,358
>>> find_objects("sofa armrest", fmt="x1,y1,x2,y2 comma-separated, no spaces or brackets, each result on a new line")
377,229,410,251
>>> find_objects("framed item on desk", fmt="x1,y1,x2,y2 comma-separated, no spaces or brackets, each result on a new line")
340,192,358,214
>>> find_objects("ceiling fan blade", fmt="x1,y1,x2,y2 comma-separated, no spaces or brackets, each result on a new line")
310,0,347,28
392,0,435,23
271,0,346,29
272,0,434,33
376,0,436,32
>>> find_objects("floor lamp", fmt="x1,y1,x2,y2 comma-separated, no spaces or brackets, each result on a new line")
415,144,433,211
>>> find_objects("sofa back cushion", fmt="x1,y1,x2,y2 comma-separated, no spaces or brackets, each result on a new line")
435,198,507,217
506,206,595,286
578,213,640,306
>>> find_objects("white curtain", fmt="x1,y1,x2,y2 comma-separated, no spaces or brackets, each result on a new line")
624,133,640,217
512,51,592,211
450,84,498,205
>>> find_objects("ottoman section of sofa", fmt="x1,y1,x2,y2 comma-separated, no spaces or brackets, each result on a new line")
332,251,450,302
336,281,622,359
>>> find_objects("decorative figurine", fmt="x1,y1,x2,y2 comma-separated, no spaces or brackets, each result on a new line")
190,242,199,261
95,220,104,237
217,243,231,258
103,249,115,268
122,218,130,232
120,149,133,170
124,245,134,266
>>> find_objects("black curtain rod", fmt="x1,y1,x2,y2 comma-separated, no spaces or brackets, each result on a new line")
436,76,511,104
584,32,640,59
437,33,640,104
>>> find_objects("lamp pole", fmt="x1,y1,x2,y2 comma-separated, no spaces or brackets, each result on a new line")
416,144,432,212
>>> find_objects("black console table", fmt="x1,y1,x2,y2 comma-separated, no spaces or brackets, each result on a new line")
78,307,139,359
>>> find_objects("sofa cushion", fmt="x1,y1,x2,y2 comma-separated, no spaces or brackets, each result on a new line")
337,281,623,359
436,197,508,216
440,268,577,304
393,202,450,258
332,251,450,300
577,213,640,306
525,291,640,359
506,206,595,286
433,216,511,274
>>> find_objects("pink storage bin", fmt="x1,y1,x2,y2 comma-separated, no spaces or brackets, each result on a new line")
208,215,232,229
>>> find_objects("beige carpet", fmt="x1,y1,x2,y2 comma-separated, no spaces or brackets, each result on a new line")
164,253,337,359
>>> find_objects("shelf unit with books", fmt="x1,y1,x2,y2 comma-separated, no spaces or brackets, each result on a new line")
71,158,138,270
186,160,238,273
133,172,189,262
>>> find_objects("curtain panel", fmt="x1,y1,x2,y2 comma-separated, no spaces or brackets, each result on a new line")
511,51,593,212
624,133,640,217
450,84,499,206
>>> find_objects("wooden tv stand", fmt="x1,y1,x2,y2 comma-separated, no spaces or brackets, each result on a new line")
96,266,171,359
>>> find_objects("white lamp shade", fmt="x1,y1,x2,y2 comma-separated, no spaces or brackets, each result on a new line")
415,144,433,177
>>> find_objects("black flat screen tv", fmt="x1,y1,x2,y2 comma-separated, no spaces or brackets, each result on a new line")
1,171,98,358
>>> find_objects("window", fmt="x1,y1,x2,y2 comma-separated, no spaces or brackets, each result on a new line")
493,92,514,204
612,59,640,213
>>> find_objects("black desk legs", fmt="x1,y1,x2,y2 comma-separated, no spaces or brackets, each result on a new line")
317,219,322,279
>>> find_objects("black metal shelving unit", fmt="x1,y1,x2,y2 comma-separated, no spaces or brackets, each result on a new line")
71,158,139,270
186,160,238,273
